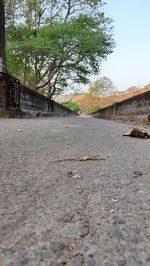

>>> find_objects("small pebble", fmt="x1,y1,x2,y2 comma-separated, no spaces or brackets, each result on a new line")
112,198,118,202
110,209,115,213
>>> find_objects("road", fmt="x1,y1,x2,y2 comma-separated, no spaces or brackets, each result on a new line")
0,117,150,266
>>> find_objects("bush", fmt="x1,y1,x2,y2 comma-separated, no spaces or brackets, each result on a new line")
63,101,80,112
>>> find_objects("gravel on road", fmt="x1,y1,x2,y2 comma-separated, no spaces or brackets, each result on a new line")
0,117,150,266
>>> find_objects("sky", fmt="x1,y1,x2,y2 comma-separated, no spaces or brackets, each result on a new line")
94,0,150,91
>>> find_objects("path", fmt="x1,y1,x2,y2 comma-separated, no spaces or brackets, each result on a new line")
0,117,150,266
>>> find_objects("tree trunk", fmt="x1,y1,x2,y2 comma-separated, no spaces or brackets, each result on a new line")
0,0,7,73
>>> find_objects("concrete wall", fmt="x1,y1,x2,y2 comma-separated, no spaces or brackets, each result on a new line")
91,90,150,124
0,73,78,118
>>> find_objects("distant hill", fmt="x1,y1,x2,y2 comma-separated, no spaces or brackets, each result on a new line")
54,88,150,114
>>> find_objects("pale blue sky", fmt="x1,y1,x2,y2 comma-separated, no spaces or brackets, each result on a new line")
98,0,150,91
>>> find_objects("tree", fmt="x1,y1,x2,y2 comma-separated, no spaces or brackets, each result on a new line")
6,0,115,97
0,0,7,73
144,83,150,90
127,86,138,93
89,76,114,97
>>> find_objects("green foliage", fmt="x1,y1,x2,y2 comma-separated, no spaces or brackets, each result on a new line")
5,0,115,97
87,104,101,114
89,76,114,97
63,101,80,112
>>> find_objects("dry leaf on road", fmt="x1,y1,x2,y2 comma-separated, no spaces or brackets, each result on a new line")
123,128,150,139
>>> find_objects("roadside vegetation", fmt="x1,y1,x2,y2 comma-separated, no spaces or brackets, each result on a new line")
55,82,150,114
63,101,80,113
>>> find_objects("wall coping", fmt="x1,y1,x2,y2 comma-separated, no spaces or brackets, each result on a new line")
0,72,20,84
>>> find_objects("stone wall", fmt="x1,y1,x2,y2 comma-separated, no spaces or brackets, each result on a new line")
0,73,7,117
91,90,150,124
20,84,53,118
0,73,78,118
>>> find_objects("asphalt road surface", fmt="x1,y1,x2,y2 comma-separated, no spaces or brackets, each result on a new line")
0,117,150,266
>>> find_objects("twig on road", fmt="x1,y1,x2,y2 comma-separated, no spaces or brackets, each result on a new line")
52,155,105,163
